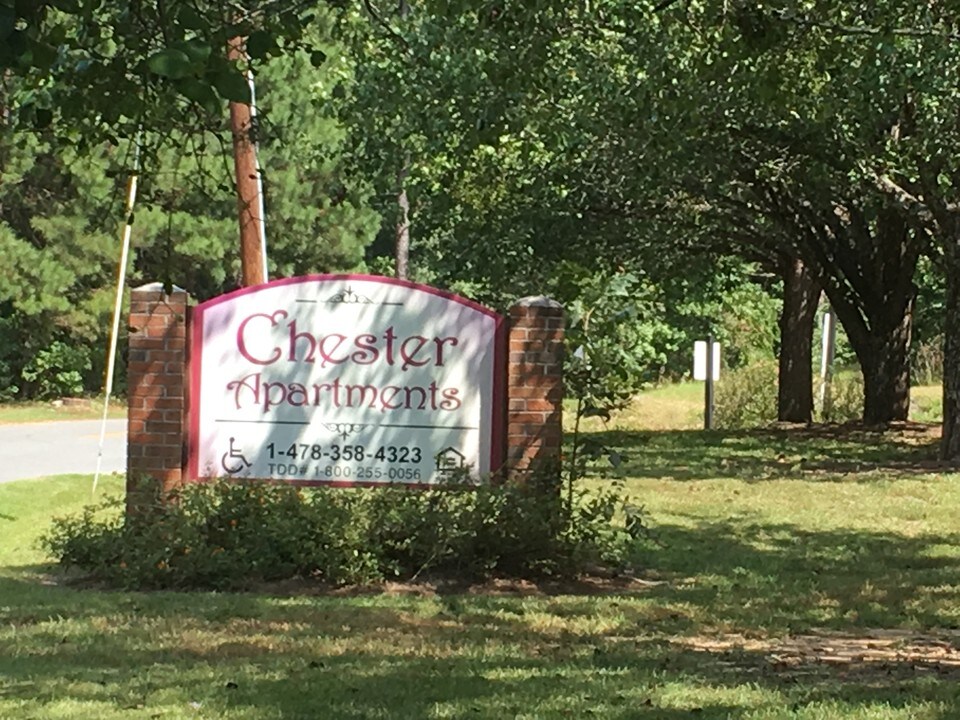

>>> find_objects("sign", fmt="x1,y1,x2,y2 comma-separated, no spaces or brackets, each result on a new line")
693,340,721,381
187,275,505,486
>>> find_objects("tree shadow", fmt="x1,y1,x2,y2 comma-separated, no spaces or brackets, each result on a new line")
584,426,943,482
3,516,960,718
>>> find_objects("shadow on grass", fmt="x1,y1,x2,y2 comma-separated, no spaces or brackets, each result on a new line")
3,515,960,718
586,425,943,482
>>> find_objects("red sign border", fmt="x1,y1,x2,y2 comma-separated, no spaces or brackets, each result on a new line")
185,274,506,488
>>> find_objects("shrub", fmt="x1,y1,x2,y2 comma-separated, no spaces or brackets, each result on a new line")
713,361,778,429
42,479,642,590
912,337,943,387
21,340,91,399
817,372,864,424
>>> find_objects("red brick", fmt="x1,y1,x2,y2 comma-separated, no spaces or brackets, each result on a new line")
509,386,563,400
508,422,549,436
509,339,537,352
509,412,548,424
508,362,548,377
143,445,181,458
146,350,184,363
523,399,559,412
152,397,184,410
127,360,168,375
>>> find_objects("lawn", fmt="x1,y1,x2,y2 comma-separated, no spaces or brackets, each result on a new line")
0,398,126,424
2,388,960,719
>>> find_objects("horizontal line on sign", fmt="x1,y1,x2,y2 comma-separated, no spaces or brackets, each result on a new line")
216,419,311,425
295,299,317,304
214,419,475,430
378,424,476,430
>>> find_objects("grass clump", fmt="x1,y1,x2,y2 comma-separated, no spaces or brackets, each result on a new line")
42,478,640,590
714,361,778,429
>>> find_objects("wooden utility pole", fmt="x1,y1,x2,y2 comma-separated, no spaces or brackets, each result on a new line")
395,160,410,280
228,37,265,287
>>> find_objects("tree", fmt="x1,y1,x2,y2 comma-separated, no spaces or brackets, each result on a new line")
338,0,936,426
0,14,379,398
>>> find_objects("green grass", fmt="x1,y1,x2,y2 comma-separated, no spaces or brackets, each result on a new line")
911,385,943,424
3,390,960,718
0,398,126,424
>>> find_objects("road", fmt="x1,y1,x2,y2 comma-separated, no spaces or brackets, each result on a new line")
0,419,126,483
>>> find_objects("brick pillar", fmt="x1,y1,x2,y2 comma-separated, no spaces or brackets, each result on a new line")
126,283,189,510
506,296,564,480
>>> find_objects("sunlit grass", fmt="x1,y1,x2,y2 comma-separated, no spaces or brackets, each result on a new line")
3,383,960,718
0,398,126,424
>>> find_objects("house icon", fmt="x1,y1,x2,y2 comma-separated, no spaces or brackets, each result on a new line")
435,447,466,474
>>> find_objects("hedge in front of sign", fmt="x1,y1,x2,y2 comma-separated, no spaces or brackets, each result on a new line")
42,479,641,590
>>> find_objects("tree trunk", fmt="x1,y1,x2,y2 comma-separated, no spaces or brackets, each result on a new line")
805,208,918,426
853,294,913,425
777,256,818,422
940,240,960,459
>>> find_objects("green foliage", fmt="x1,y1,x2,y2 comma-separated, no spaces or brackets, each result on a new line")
818,373,865,425
1,1,320,145
912,337,943,387
717,279,781,369
42,479,639,590
20,340,91,399
713,362,778,430
0,13,378,400
563,269,669,414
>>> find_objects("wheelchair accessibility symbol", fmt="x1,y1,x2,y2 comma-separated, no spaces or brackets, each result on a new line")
221,437,252,475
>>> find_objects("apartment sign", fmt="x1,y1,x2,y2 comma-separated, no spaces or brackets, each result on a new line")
187,275,505,486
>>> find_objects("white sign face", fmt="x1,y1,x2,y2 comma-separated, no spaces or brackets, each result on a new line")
187,275,505,486
693,340,721,381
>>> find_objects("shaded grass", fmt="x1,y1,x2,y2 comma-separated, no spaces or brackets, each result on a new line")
4,416,960,717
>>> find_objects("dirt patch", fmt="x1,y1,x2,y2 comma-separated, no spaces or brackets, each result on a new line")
247,573,666,598
676,628,960,678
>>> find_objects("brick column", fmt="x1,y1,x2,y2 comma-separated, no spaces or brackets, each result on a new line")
126,283,189,509
506,296,564,480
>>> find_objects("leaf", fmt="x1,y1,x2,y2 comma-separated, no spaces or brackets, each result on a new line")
50,0,82,12
175,78,220,116
146,48,193,79
174,38,212,66
245,30,276,60
212,69,251,104
28,39,58,70
177,5,205,30
33,107,53,129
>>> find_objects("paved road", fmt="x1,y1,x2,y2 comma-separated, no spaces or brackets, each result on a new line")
0,419,126,483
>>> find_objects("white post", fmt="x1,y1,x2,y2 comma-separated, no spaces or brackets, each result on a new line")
820,307,837,413
93,139,140,495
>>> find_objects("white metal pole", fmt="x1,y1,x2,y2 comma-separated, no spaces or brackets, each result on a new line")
819,307,837,411
247,69,268,282
93,140,140,496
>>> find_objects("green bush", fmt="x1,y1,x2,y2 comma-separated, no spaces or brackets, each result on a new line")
42,479,641,590
817,372,864,423
21,340,92,399
713,361,778,429
912,336,943,387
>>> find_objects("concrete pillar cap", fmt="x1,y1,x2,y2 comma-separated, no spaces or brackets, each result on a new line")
513,296,563,309
133,282,187,294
